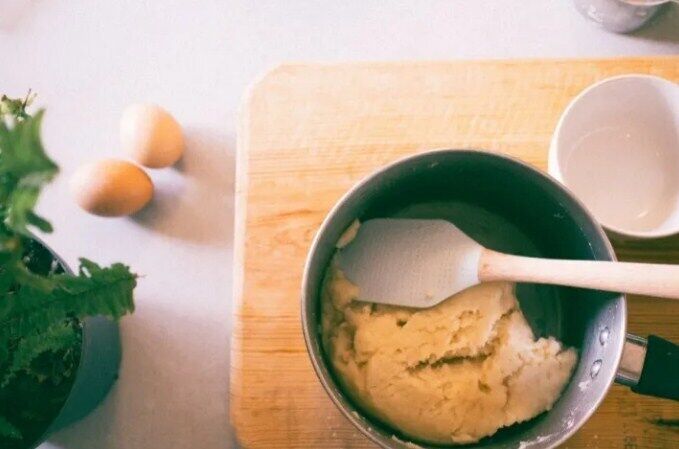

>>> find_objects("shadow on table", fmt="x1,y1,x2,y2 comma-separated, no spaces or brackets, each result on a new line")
132,128,235,246
46,303,239,449
0,0,44,33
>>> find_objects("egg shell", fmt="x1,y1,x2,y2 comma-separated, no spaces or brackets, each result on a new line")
120,103,184,168
70,159,154,217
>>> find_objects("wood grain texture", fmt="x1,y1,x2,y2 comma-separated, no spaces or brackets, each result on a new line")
231,58,679,449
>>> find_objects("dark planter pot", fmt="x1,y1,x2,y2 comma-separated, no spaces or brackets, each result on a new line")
7,239,122,449
39,315,121,439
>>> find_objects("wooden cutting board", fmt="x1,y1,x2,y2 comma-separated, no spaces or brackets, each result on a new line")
231,57,679,449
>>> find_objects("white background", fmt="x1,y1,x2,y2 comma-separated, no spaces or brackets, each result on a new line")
1,1,677,448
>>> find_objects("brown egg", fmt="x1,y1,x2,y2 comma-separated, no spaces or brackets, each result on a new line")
120,103,184,168
70,159,154,217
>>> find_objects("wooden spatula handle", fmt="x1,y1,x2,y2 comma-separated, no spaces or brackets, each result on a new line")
479,249,679,299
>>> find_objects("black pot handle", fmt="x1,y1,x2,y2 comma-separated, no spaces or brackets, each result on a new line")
616,334,679,401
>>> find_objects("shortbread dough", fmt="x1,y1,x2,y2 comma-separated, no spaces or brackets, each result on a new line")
321,266,577,444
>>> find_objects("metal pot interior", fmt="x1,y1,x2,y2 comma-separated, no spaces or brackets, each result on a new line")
302,150,625,449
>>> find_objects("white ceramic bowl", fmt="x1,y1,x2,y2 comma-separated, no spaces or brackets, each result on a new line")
549,74,679,239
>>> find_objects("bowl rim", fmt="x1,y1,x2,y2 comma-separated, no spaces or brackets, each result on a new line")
301,149,626,449
548,73,679,240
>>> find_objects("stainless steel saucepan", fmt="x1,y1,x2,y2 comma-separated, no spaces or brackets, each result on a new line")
302,150,678,449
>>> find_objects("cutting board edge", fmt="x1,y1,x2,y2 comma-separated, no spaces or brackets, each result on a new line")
229,69,253,446
237,54,679,72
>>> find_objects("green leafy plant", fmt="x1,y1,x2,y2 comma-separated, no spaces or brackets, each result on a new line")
0,94,136,445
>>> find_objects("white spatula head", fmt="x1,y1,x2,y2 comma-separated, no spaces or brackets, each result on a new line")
337,218,484,308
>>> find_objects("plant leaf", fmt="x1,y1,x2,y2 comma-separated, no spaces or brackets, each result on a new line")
0,92,35,121
0,415,21,440
0,260,136,346
1,322,78,387
0,110,58,236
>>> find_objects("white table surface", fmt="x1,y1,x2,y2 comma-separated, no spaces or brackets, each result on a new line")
1,1,677,448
